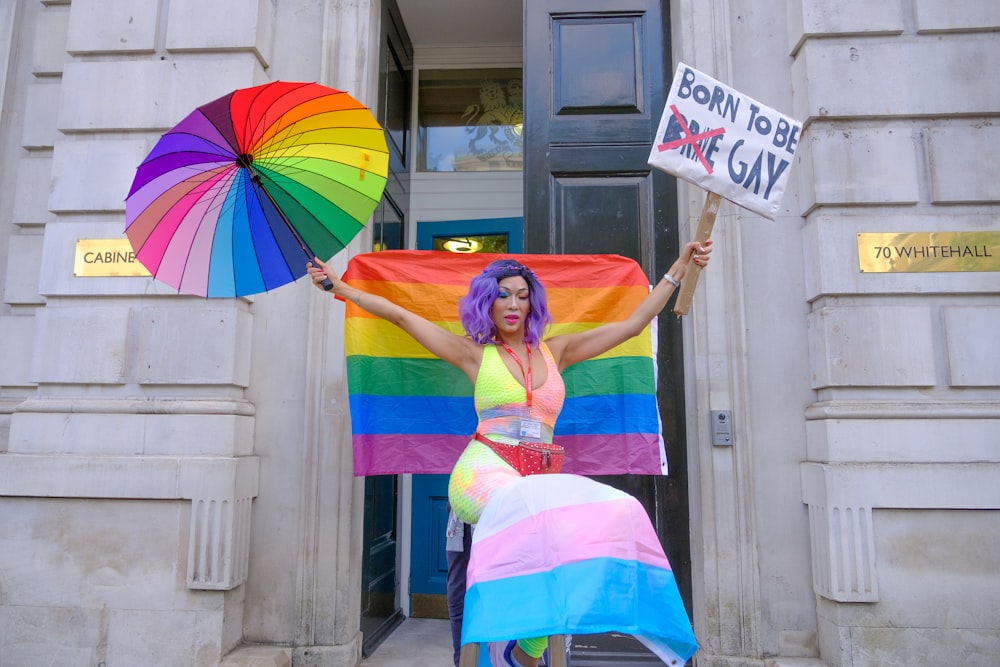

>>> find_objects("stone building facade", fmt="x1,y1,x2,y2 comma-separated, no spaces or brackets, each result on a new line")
0,1,997,666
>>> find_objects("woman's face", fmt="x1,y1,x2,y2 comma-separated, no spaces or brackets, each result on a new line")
491,276,530,338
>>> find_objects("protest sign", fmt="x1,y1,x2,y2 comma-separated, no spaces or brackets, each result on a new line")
648,62,802,220
648,63,803,314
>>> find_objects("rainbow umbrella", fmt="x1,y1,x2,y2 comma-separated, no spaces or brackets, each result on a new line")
125,81,388,297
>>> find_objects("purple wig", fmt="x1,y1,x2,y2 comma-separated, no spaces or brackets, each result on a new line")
459,259,552,346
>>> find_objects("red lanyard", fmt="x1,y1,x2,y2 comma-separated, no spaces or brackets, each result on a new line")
496,341,533,407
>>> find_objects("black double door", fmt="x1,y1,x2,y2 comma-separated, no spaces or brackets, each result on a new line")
360,0,692,662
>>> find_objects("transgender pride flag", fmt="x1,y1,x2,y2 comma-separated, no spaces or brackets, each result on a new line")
343,250,667,477
463,474,698,665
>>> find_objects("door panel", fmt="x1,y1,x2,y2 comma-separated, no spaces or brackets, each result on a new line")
550,15,649,135
409,473,452,618
361,0,412,656
361,475,401,638
553,175,645,259
525,1,691,663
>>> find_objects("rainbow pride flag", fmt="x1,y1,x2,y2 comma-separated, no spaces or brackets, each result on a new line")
463,474,698,664
343,250,667,477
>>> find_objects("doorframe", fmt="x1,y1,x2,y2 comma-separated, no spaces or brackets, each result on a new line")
402,216,525,620
360,0,412,655
416,217,524,251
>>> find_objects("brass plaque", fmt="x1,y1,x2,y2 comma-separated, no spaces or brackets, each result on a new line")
74,238,150,277
858,232,1000,273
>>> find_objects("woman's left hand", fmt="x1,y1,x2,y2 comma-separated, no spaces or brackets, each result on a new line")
672,239,713,281
687,239,713,268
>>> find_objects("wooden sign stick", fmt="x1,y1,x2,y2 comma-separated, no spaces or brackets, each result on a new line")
673,190,722,317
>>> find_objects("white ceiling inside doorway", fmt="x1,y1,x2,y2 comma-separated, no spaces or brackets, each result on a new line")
396,0,522,47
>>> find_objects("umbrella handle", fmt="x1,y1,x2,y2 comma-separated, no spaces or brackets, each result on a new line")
308,261,335,291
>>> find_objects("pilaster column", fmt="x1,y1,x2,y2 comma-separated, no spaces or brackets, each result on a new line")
290,1,381,665
673,0,764,662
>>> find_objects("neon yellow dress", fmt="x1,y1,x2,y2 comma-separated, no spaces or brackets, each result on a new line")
447,342,565,524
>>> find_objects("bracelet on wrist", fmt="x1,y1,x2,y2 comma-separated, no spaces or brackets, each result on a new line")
663,273,681,288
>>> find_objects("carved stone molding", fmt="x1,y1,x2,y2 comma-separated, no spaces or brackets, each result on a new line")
186,458,259,590
805,502,877,602
0,453,260,591
801,462,1000,603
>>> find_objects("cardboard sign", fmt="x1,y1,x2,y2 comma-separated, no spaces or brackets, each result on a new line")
648,63,803,220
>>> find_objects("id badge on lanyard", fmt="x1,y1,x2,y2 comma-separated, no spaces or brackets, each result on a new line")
519,419,543,440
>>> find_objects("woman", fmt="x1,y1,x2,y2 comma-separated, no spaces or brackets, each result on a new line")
307,241,711,667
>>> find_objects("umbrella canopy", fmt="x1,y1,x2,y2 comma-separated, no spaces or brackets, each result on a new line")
125,81,388,297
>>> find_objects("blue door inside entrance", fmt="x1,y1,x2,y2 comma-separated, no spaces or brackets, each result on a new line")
408,217,523,615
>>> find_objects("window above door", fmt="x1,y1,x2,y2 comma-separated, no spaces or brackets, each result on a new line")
417,68,523,172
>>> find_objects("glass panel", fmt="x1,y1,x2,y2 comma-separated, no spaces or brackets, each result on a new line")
384,41,408,165
360,475,399,626
372,199,404,252
433,234,508,254
418,69,523,172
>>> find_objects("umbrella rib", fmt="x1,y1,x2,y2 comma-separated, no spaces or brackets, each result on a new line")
255,143,387,173
252,168,356,251
249,173,316,264
194,168,241,295
140,168,232,277
242,170,296,292
243,82,312,156
259,127,382,167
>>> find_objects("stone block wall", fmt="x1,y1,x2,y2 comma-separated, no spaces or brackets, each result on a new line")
0,1,274,664
4,0,996,666
790,0,1000,664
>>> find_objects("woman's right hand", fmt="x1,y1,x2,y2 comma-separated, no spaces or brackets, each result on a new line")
305,256,482,379
306,257,341,293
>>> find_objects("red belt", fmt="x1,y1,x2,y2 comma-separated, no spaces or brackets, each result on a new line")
473,432,564,476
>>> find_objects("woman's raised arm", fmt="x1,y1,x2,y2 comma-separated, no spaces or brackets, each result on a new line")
545,240,712,371
307,257,483,381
